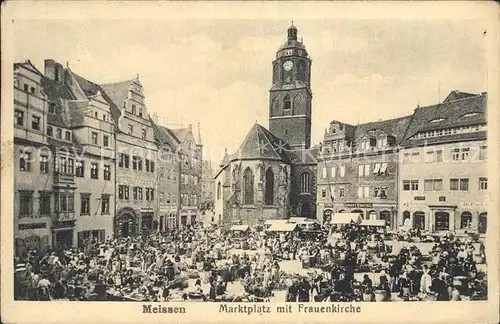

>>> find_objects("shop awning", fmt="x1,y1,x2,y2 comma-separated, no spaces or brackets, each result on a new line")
330,213,362,224
230,225,250,232
266,223,301,232
360,219,386,227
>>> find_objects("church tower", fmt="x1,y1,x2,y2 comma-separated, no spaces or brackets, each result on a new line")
269,23,312,150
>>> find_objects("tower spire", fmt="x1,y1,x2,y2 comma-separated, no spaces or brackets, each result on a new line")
197,122,202,146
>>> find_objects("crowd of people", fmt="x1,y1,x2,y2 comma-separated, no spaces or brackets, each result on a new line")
14,221,487,302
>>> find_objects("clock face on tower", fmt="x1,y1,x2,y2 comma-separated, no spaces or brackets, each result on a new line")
283,60,294,71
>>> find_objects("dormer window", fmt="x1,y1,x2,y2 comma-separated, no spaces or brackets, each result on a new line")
430,118,445,123
461,112,480,118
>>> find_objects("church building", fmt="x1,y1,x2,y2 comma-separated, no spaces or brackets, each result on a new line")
214,24,318,226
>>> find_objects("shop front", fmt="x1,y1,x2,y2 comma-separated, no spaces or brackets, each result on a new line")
334,202,396,229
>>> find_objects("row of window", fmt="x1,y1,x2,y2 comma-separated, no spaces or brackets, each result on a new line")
159,192,177,205
15,110,75,142
320,162,389,180
180,194,198,206
403,145,487,163
402,177,487,192
412,124,487,140
118,185,155,201
118,153,155,172
127,124,148,139
19,152,111,180
357,163,388,177
320,185,388,199
18,191,110,217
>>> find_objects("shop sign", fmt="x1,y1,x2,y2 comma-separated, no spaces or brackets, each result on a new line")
343,202,373,208
414,196,426,201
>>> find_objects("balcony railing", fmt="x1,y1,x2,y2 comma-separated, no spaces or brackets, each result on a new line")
54,172,75,184
52,211,76,228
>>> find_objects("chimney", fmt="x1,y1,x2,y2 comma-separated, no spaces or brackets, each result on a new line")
44,59,56,80
55,63,64,83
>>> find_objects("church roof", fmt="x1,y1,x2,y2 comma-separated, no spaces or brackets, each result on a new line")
229,123,292,163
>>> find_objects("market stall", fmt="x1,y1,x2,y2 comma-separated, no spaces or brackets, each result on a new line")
330,213,362,225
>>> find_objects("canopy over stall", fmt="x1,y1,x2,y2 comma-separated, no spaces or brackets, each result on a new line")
360,219,386,227
288,217,308,223
330,213,362,225
264,219,288,228
265,223,301,232
229,225,250,232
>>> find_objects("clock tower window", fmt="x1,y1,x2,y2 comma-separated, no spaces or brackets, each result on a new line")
284,94,291,111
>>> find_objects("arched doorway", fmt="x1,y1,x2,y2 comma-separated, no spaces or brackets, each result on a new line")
460,211,472,229
478,212,487,234
402,211,411,227
367,210,377,220
115,208,137,238
434,211,450,231
413,211,425,230
380,210,391,227
297,200,314,218
351,209,363,219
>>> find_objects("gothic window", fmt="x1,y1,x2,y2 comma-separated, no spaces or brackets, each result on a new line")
300,172,310,193
272,97,280,116
284,94,291,111
243,167,254,205
298,61,306,81
217,182,221,200
273,63,280,83
265,168,274,205
294,94,303,114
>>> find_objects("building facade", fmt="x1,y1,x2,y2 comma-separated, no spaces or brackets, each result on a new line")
200,159,215,211
100,78,158,238
398,92,488,234
152,122,181,231
170,124,203,227
316,117,411,227
14,61,53,255
214,24,318,227
14,59,118,253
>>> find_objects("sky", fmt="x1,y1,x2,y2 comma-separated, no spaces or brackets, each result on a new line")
13,19,488,166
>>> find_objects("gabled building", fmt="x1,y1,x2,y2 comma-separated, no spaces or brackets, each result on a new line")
169,124,203,227
200,159,215,210
13,60,52,255
398,91,488,233
152,121,181,231
99,78,158,237
316,116,412,227
14,59,118,252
